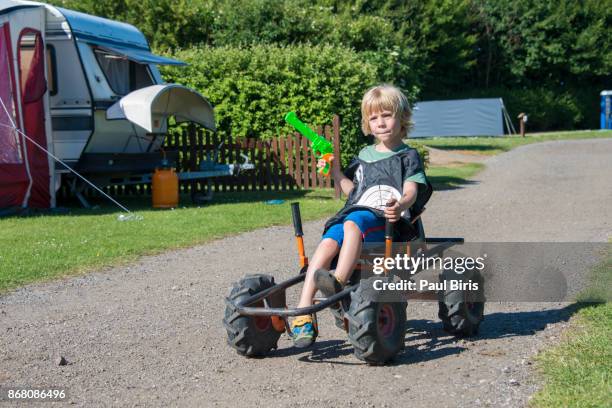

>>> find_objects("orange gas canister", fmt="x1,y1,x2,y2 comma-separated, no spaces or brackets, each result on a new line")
152,162,179,208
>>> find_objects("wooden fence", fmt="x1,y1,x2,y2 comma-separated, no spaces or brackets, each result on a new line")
70,115,342,200
169,115,341,194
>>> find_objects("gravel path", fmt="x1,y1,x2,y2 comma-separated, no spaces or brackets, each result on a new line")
1,138,610,407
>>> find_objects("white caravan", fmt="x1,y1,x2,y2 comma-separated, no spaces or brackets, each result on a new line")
0,0,217,208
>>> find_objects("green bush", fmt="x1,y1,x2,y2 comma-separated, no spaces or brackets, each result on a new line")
48,0,610,132
47,0,215,49
502,88,584,131
413,144,429,170
160,44,420,167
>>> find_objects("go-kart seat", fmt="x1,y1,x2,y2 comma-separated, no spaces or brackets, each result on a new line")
326,207,427,277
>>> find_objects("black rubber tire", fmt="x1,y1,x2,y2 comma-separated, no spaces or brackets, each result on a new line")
438,269,485,337
346,277,406,365
223,274,282,357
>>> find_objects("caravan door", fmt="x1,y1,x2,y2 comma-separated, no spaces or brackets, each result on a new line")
0,23,28,208
0,4,54,209
18,29,51,208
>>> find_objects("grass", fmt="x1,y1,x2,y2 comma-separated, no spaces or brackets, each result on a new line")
1,129,609,293
411,129,612,156
0,189,343,292
530,303,611,408
427,163,485,190
530,243,611,408
576,247,612,304
0,164,485,291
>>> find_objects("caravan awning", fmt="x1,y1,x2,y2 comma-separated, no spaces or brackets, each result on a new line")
93,44,185,66
57,6,149,49
56,6,186,66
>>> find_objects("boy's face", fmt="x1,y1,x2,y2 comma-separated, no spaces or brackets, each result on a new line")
368,109,402,144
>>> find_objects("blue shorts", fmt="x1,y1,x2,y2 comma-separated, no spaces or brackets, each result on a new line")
322,210,385,247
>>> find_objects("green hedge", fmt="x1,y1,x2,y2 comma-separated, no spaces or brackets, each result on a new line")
501,88,584,131
160,43,422,167
48,0,610,132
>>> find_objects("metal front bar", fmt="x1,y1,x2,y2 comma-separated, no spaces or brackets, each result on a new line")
236,285,357,317
231,240,462,317
242,273,306,306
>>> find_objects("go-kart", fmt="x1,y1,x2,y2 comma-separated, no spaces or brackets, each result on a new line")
223,203,484,364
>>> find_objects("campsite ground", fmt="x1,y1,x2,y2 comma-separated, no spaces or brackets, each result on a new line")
1,131,610,293
0,137,611,407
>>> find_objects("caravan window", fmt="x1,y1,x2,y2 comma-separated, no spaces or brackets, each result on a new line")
46,45,57,96
93,48,154,96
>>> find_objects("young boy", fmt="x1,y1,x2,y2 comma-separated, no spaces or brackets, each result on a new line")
291,84,432,347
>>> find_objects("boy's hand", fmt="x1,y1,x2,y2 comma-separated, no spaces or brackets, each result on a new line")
318,157,341,176
384,198,401,223
322,156,354,196
317,158,330,171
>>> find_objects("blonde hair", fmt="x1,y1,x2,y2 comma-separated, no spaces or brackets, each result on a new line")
361,84,413,135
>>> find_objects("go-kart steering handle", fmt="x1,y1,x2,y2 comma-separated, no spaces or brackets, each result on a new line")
291,202,303,237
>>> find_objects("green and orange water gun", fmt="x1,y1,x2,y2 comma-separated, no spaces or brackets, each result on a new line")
284,112,334,176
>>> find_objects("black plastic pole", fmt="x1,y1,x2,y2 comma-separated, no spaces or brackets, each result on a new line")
291,202,303,237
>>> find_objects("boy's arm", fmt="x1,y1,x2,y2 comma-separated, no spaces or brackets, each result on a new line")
331,164,354,196
317,158,354,196
384,180,418,222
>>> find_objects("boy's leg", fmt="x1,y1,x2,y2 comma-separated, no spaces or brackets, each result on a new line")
296,237,340,308
292,235,340,348
333,211,385,284
313,220,364,318
333,220,363,284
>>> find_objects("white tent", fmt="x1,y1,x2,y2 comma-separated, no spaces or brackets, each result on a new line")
410,98,515,138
